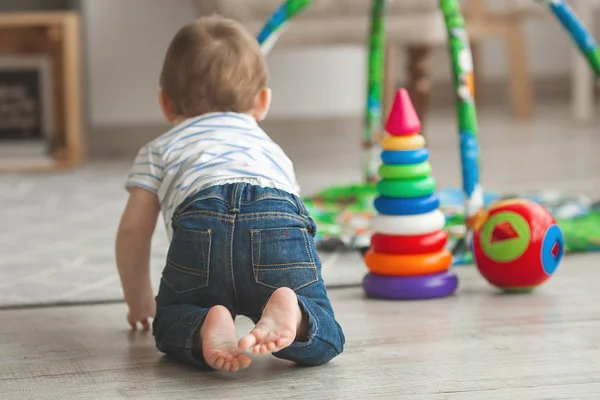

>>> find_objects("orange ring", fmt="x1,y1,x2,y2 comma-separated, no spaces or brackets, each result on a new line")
364,249,453,276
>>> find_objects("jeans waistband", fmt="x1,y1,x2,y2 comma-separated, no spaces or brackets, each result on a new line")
173,182,307,217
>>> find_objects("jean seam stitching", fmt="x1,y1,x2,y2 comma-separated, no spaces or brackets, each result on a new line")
241,195,297,209
185,194,229,209
174,211,232,223
160,277,205,295
258,230,262,269
173,193,228,219
237,214,307,224
165,261,205,276
254,227,307,232
250,230,257,282
253,264,314,269
229,218,239,310
231,183,240,213
202,230,211,287
302,228,319,283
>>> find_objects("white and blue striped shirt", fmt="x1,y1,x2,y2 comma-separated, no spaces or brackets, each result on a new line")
125,112,300,239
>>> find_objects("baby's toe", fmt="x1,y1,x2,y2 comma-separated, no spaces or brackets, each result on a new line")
239,355,252,369
214,356,226,370
222,361,232,372
251,344,260,355
238,334,257,351
205,353,217,366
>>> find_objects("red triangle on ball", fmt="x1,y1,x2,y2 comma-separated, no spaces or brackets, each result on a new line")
385,88,422,136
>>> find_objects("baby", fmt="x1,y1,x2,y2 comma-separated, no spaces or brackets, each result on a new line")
115,15,345,372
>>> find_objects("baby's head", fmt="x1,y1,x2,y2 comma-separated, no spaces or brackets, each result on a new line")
159,15,270,123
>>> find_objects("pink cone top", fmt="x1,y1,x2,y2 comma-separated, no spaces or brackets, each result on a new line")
384,88,422,136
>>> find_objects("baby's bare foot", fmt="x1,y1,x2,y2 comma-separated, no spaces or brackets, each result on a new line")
238,287,308,355
199,305,252,372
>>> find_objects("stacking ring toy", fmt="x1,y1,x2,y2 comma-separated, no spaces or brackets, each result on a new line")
377,176,437,198
364,249,452,276
374,194,439,216
371,231,448,255
363,271,458,300
381,148,429,165
371,209,446,235
379,162,432,180
381,134,426,151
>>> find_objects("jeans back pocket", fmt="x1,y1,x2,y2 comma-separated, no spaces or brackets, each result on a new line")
162,228,211,294
251,227,318,291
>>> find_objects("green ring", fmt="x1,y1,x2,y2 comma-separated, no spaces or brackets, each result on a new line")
377,176,437,198
379,162,432,180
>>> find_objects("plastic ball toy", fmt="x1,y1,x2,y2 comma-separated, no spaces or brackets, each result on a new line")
472,199,565,292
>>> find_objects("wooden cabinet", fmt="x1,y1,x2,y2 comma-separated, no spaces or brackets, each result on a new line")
0,12,83,171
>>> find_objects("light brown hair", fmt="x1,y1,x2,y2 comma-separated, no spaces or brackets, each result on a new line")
159,15,268,117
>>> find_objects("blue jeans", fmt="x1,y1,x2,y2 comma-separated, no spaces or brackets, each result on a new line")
153,183,345,369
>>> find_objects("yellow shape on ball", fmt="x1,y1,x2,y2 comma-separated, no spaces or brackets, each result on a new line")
381,134,426,151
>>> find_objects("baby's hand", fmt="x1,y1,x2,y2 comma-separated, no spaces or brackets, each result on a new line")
127,296,156,331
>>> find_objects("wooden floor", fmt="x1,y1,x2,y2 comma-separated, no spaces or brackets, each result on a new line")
2,254,600,399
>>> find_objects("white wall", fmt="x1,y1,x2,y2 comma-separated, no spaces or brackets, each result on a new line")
82,0,193,126
82,0,575,126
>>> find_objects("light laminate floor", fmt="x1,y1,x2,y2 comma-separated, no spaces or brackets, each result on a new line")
1,254,600,400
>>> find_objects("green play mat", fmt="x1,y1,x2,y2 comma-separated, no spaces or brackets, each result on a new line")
304,185,600,265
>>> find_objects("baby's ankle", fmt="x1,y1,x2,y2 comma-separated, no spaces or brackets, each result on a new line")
193,326,203,353
295,305,309,342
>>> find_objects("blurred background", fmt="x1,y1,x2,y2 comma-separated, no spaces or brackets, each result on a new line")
1,0,597,163
0,0,599,308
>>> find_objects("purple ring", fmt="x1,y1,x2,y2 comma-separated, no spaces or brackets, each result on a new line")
363,271,458,300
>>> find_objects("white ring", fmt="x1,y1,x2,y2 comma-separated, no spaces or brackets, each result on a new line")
371,210,446,236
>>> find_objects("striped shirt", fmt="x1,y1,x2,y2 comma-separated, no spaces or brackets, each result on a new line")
125,112,300,239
